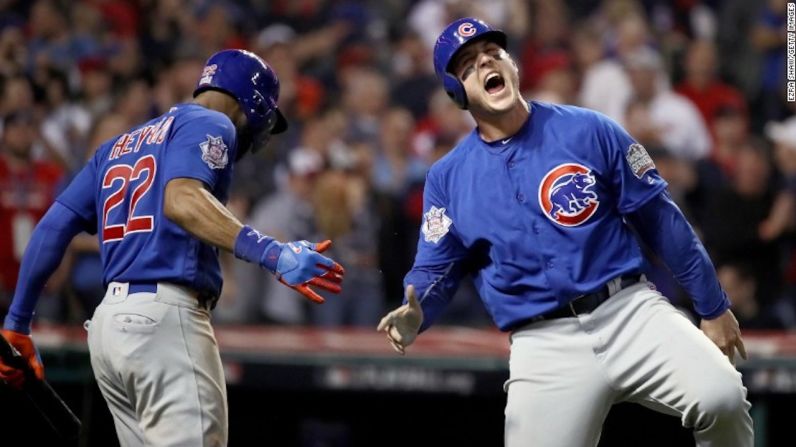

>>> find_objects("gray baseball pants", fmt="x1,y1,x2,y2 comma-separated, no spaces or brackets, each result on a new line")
86,282,227,446
504,280,753,447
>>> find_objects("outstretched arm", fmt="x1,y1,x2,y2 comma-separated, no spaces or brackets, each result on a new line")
164,178,243,250
378,260,468,355
164,178,344,303
377,169,469,353
590,112,745,362
626,190,746,362
0,202,88,385
4,202,86,334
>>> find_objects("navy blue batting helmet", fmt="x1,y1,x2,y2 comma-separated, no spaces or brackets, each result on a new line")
433,18,507,109
193,49,287,142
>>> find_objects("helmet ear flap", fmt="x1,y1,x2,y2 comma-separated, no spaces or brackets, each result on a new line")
443,73,468,109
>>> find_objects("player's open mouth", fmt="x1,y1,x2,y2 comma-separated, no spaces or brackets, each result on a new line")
484,72,506,95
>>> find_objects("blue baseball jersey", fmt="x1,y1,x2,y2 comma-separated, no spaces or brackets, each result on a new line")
406,101,671,331
56,104,237,297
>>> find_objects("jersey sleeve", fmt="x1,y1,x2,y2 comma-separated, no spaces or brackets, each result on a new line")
162,113,237,190
404,168,470,331
54,155,99,234
4,202,88,333
626,190,730,318
594,113,668,214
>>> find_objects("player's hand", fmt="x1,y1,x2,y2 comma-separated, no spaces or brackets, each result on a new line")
275,239,345,304
700,309,747,364
0,329,45,388
377,285,424,355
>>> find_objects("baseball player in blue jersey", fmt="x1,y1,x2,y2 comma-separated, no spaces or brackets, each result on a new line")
0,49,345,446
378,18,753,447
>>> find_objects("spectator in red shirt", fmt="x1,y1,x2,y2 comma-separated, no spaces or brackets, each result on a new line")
0,112,63,301
676,39,747,147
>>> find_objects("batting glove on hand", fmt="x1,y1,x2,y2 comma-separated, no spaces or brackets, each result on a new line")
0,329,45,389
273,240,345,303
234,226,345,303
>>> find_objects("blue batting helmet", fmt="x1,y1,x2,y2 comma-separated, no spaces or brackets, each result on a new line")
193,49,287,142
433,18,507,109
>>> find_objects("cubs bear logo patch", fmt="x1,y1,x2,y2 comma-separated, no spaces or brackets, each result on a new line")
199,134,228,169
422,206,452,243
538,163,599,227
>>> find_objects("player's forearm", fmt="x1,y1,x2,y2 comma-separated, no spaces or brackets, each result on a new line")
626,191,730,319
4,203,86,334
164,179,293,274
164,178,242,252
404,262,465,332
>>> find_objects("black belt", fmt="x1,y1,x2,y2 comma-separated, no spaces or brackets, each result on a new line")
512,274,642,329
126,282,217,310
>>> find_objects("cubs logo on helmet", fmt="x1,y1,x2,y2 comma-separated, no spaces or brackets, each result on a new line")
538,163,599,227
457,22,477,37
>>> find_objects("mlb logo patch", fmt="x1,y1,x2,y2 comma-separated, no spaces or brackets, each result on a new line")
199,134,228,169
538,163,600,227
422,206,452,243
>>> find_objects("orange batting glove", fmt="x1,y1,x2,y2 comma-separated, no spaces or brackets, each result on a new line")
0,329,45,388
278,240,345,303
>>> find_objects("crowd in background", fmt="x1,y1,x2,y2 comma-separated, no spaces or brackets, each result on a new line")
1,0,796,331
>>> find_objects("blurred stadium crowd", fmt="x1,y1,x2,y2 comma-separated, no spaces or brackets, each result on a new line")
1,0,796,330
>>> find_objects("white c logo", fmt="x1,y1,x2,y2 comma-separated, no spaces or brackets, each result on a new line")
458,23,476,37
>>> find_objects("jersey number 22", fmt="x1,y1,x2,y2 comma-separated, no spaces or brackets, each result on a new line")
101,155,157,243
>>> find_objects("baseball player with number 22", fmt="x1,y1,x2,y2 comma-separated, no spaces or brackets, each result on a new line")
0,49,345,446
378,18,753,447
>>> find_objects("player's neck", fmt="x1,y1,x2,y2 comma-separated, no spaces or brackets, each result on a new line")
473,100,530,143
193,91,246,128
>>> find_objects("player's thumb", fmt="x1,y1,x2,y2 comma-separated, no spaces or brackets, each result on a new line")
406,284,419,309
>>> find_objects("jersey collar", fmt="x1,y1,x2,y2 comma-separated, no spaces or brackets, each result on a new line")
478,100,534,152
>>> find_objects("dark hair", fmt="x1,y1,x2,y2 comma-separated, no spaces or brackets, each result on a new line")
3,111,35,128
